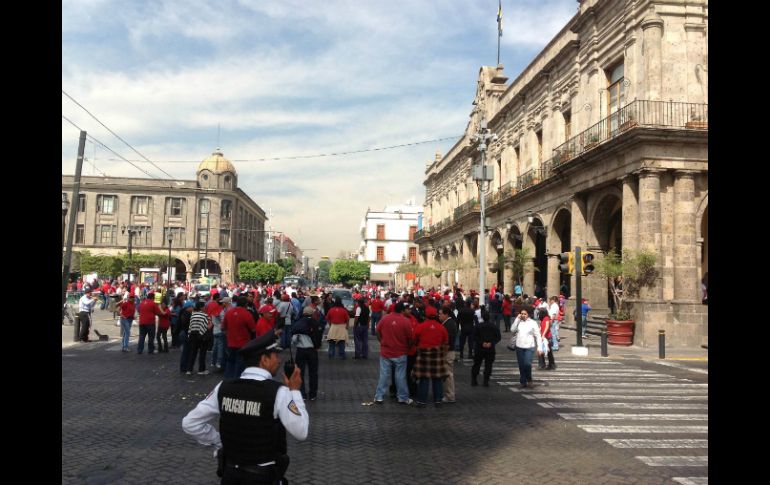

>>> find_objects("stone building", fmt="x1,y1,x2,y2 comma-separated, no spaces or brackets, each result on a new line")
415,0,708,347
62,149,267,284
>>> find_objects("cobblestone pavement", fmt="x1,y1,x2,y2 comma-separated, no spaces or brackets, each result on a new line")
62,311,708,484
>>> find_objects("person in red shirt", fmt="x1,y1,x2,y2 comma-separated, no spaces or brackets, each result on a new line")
537,312,556,371
156,300,172,353
502,294,513,332
325,297,351,359
413,305,449,407
373,302,414,404
117,294,136,352
137,292,162,354
369,294,385,336
222,296,257,378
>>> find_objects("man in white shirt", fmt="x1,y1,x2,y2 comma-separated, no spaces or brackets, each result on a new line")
78,288,98,342
548,296,561,351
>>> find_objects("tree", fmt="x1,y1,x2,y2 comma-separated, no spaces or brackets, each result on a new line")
78,251,123,278
593,248,659,320
238,261,285,284
277,257,296,275
330,260,370,286
317,260,331,283
509,247,537,284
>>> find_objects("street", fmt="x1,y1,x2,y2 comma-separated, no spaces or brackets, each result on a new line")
62,311,707,485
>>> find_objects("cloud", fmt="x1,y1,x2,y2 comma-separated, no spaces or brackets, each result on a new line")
62,0,577,261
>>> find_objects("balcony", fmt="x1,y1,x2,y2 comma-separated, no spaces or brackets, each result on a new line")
553,100,708,166
453,199,480,221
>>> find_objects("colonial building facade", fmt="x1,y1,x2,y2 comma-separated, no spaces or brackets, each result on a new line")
358,203,422,284
62,149,267,284
416,0,708,347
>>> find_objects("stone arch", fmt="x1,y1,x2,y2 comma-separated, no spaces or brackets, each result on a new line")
525,214,547,297
549,207,573,297
590,192,623,253
193,259,222,276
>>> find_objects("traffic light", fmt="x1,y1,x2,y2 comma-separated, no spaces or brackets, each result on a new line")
581,252,595,275
558,252,574,274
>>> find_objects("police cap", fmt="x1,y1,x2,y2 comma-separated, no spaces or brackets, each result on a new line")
238,330,283,363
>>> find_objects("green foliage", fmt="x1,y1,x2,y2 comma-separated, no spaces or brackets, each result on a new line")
593,248,659,320
277,257,296,275
330,259,370,286
317,260,332,284
509,247,538,284
238,261,285,284
76,251,168,279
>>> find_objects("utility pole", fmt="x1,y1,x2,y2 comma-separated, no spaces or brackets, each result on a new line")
472,118,497,302
62,131,86,324
575,246,583,347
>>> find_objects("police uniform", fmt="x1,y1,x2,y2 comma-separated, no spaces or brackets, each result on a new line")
182,330,309,484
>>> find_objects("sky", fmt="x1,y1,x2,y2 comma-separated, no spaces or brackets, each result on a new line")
62,0,578,265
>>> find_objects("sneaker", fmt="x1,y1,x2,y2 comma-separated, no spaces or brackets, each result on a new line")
185,371,192,376
398,398,414,405
197,370,210,375
441,397,456,404
374,399,384,404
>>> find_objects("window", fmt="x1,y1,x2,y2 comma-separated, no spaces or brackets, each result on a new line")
132,226,152,246
607,62,625,132
376,224,385,240
409,247,417,263
165,227,186,247
564,111,572,141
166,197,184,216
376,246,385,262
535,130,543,164
409,225,417,241
220,229,231,249
131,196,152,215
78,194,86,213
221,200,232,219
75,225,84,244
199,199,211,215
96,195,117,214
199,229,209,247
95,225,116,245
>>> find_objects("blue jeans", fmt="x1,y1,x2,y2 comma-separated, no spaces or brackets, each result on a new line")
224,346,246,379
120,317,133,350
370,312,382,335
281,325,292,349
211,333,225,367
354,325,368,358
417,377,443,405
375,355,408,402
328,340,346,359
137,324,156,353
551,320,560,349
515,347,536,385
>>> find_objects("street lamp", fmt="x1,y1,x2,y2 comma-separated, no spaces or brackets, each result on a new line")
471,117,498,299
167,235,173,284
62,193,70,251
121,225,142,286
527,210,547,235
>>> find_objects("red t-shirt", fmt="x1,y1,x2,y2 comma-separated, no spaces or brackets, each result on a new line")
540,316,552,339
326,307,350,325
223,306,256,348
157,308,171,329
205,300,224,319
502,299,513,316
376,313,413,358
255,317,274,337
414,318,449,349
118,300,136,319
370,298,384,313
138,299,161,325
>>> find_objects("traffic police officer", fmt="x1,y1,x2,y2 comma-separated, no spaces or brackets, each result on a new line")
182,329,308,484
471,306,501,387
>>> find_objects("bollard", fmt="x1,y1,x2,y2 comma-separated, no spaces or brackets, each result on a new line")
73,314,81,342
658,329,665,359
601,331,608,357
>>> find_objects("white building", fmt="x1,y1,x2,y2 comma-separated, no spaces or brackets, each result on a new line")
358,203,422,284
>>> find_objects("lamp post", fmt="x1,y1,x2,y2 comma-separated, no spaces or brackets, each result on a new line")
472,118,497,301
167,235,173,284
122,225,142,287
62,194,69,253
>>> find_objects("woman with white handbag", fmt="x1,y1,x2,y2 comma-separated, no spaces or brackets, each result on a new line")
510,309,544,388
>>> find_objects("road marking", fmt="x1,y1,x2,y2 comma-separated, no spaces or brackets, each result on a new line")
520,393,707,400
504,376,692,382
652,361,708,375
604,439,708,448
507,387,707,395
636,456,708,467
672,478,708,485
578,425,708,433
559,413,707,420
534,382,707,388
540,402,707,410
490,359,621,364
492,370,666,376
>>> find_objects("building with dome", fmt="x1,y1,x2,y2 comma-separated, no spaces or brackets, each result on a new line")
62,149,267,284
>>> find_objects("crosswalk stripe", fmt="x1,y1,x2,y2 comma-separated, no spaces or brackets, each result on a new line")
489,365,650,372
672,477,708,485
505,386,707,394
653,361,709,375
540,402,707,410
500,376,692,382
604,439,707,448
491,370,670,377
489,359,621,364
578,425,708,433
636,456,708,467
559,413,707,420
532,382,706,388
521,394,707,401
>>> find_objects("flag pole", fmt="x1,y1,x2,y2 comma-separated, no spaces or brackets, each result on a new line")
497,0,502,65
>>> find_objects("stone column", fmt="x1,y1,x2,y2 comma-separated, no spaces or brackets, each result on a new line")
621,174,639,251
501,228,514,295
547,256,559,299
569,196,588,301
674,170,698,301
642,15,664,102
638,169,664,299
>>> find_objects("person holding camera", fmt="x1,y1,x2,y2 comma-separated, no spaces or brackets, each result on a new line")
182,329,308,485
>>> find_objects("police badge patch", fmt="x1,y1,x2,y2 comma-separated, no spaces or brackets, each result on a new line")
287,400,301,416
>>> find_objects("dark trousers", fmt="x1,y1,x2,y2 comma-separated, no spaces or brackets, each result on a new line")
224,346,246,379
471,349,495,382
296,347,319,399
78,312,91,341
459,328,475,358
156,327,169,352
179,331,190,372
503,315,512,332
354,325,369,358
187,333,208,372
170,320,180,348
538,338,556,369
137,324,156,353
